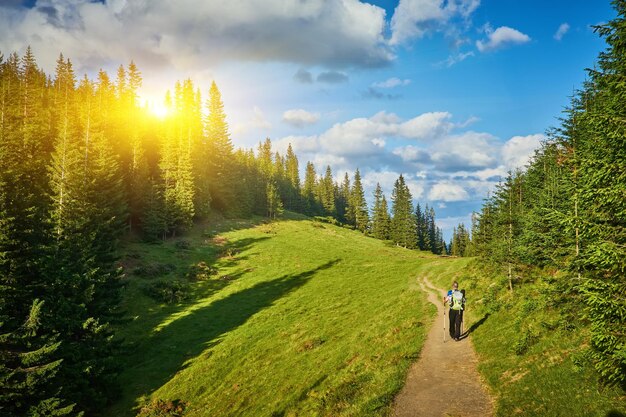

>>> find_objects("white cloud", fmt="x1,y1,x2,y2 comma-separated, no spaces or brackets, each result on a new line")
399,112,454,139
393,145,431,163
231,106,272,136
0,0,394,75
435,50,474,68
431,131,499,170
554,23,570,41
476,26,531,52
437,213,473,233
390,0,480,45
282,109,320,128
428,181,470,201
501,134,544,171
372,77,411,88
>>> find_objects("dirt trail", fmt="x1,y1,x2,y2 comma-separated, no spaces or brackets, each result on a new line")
392,278,494,417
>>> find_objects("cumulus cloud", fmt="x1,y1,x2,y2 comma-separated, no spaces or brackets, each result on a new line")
431,132,499,171
501,134,544,170
428,181,470,201
0,0,394,74
390,0,480,45
476,26,531,52
399,112,453,139
393,146,432,163
282,109,321,128
554,23,570,41
372,77,411,88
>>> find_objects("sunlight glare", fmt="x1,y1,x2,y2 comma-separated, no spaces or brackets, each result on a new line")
150,102,170,119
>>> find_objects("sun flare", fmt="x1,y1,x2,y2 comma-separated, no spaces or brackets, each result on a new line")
149,102,170,119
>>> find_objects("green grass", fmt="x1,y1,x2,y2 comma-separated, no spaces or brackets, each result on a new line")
106,214,444,416
430,262,626,417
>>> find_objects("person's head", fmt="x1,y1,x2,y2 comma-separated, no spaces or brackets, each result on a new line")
452,281,458,290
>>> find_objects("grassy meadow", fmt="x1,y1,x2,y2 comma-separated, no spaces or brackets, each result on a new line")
107,214,448,416
428,264,626,417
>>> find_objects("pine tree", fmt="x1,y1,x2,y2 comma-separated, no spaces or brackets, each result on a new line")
390,175,416,248
337,173,351,224
319,165,336,217
284,144,301,211
266,180,284,220
0,49,74,416
205,81,234,213
350,169,369,233
371,183,391,240
302,161,318,215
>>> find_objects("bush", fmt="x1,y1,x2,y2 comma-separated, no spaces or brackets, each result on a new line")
137,399,188,416
513,328,537,355
185,261,218,281
174,239,191,250
133,262,177,277
143,280,190,304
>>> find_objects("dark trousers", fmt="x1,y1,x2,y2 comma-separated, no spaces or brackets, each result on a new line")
449,309,462,339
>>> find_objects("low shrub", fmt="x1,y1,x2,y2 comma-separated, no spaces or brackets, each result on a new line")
185,261,218,281
137,399,188,416
174,239,192,250
143,280,190,304
133,262,177,277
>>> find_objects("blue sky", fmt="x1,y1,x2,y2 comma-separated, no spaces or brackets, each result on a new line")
0,0,615,240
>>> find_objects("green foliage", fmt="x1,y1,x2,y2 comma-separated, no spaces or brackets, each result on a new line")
390,175,416,249
132,262,177,277
371,183,391,240
471,1,626,388
143,280,190,304
137,399,188,417
185,261,218,281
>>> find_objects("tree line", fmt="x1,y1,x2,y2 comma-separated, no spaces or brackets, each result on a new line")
458,4,625,388
0,47,449,415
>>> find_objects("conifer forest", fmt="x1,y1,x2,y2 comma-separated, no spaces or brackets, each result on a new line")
1,1,625,416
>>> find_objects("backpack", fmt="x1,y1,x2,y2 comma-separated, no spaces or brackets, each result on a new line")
451,290,464,311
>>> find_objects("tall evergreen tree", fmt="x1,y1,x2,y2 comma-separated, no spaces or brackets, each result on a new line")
284,144,301,211
371,183,391,240
302,161,318,215
336,173,351,224
350,169,369,233
205,81,234,213
390,175,416,248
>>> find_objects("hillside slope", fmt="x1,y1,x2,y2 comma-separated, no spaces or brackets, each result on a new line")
106,215,456,416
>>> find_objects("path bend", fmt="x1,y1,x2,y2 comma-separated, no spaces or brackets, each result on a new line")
391,277,494,417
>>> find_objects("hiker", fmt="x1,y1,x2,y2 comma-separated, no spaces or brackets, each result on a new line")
443,281,465,341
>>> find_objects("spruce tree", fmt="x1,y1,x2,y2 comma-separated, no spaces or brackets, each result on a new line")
0,49,74,416
205,81,234,213
337,173,351,224
302,161,318,215
390,175,416,248
371,183,391,240
284,144,301,211
350,169,369,233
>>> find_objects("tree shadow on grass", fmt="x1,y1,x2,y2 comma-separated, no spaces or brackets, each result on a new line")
606,411,626,417
460,313,490,339
115,259,341,416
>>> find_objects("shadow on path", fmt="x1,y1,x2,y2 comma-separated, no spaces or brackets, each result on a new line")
116,259,341,415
